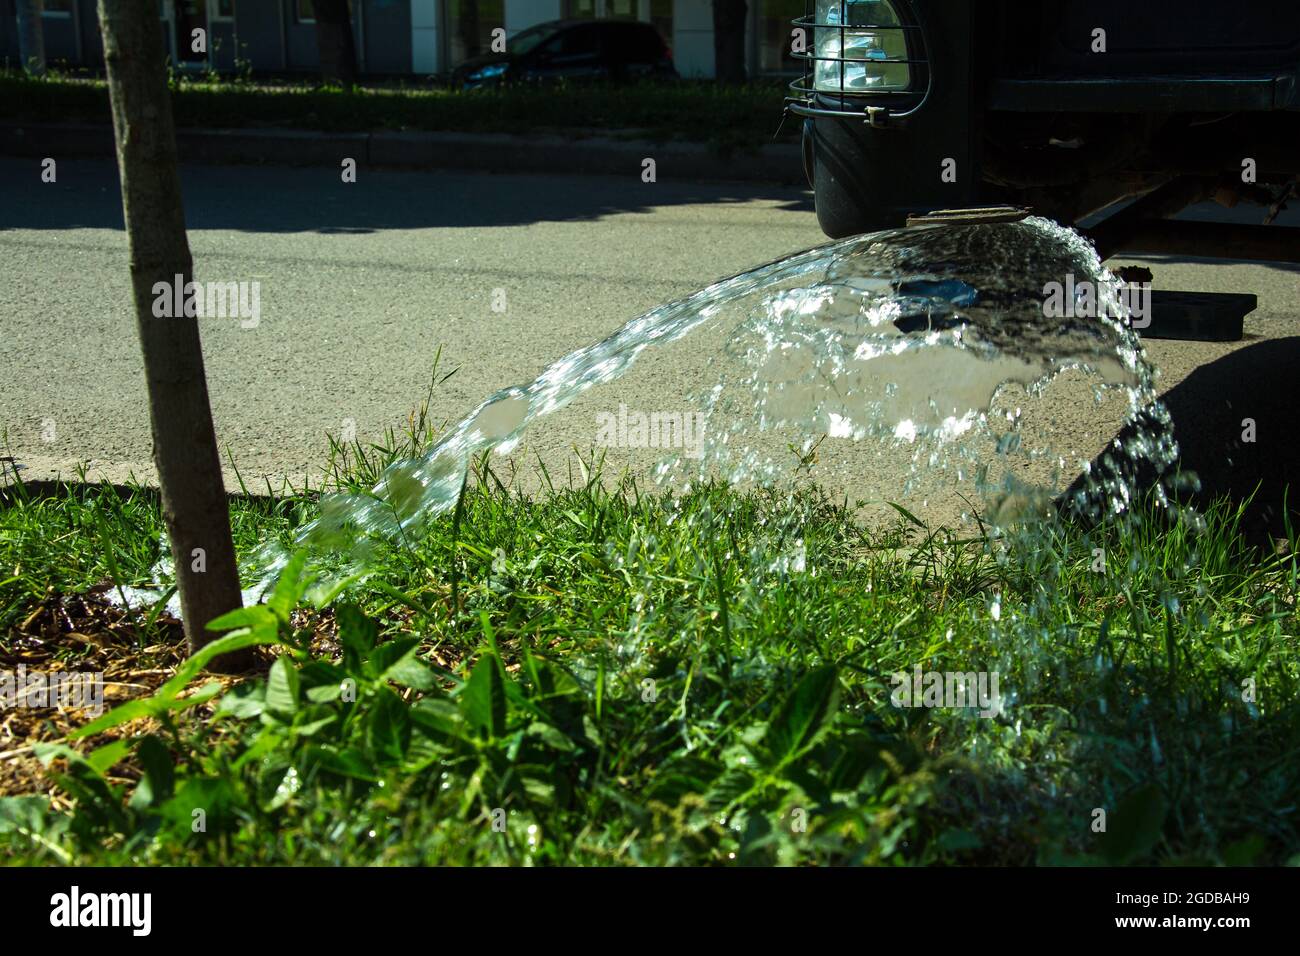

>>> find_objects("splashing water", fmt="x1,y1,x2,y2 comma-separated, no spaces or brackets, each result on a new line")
251,216,1180,595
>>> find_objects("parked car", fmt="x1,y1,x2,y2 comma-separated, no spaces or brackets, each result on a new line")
451,19,676,90
787,0,1300,262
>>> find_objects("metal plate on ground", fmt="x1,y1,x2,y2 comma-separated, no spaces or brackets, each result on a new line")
906,206,1032,226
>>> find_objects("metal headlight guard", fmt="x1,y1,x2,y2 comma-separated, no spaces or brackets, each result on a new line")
785,0,932,129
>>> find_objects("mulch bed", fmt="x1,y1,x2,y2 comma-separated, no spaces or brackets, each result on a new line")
2,583,465,805
1,585,278,802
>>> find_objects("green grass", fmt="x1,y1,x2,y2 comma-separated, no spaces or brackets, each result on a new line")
0,71,794,152
1,443,1297,865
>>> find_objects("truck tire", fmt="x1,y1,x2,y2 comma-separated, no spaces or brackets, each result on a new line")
810,118,909,238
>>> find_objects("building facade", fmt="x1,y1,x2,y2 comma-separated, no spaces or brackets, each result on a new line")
0,0,803,79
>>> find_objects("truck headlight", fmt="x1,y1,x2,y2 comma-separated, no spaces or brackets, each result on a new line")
814,0,910,93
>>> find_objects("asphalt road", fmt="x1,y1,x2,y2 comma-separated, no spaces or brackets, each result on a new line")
2,158,1297,532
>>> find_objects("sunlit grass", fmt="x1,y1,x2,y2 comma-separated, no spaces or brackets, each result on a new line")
2,443,1296,864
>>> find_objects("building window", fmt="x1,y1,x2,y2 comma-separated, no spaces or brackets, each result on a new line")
447,0,506,67
603,0,638,19
757,0,803,74
210,0,235,21
42,0,74,17
564,0,661,20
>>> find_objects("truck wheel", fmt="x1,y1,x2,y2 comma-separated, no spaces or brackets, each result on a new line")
811,119,900,238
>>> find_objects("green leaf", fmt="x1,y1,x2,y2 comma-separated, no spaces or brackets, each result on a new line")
0,795,51,834
365,637,420,682
171,681,225,714
520,774,556,803
268,550,311,620
761,666,840,768
128,735,175,810
232,727,288,771
336,602,377,670
387,657,437,691
479,611,506,682
411,698,464,741
206,603,277,635
706,766,756,809
214,682,266,719
1099,784,1167,864
265,656,300,717
66,699,155,741
154,629,282,705
85,738,132,775
264,765,302,811
886,501,927,529
312,572,368,608
463,655,507,740
33,741,95,772
368,580,430,618
306,683,344,703
826,738,884,791
298,661,348,693
366,687,412,763
646,756,722,803
783,763,831,805
32,744,125,830
302,745,379,782
160,777,236,837
293,713,338,737
0,796,70,863
525,720,576,753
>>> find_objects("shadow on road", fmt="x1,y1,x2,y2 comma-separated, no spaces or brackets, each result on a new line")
0,158,814,234
1068,337,1300,544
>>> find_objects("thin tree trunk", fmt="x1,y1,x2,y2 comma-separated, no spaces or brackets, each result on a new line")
96,0,247,670
313,0,358,88
712,0,748,84
15,0,47,76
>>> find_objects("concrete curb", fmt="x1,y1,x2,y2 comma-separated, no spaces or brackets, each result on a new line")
0,121,805,184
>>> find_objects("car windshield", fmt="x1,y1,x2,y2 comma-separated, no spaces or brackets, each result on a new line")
508,23,563,56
